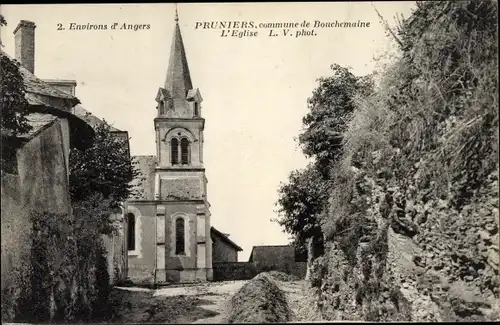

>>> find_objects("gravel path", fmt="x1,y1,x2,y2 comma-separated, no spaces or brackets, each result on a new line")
111,280,247,324
110,279,326,323
278,280,324,323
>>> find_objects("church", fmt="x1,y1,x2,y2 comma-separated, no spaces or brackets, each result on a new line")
122,11,239,284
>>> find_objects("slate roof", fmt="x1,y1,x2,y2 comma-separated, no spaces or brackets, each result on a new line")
163,18,195,113
210,227,243,251
1,50,94,149
128,155,157,200
72,104,121,132
20,113,59,139
19,65,79,107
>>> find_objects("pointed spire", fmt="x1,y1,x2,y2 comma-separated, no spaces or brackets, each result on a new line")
164,4,193,112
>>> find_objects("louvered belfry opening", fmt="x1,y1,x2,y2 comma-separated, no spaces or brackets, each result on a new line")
171,138,179,165
181,138,189,164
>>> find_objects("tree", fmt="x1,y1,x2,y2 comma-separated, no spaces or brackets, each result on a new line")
1,14,33,173
69,121,138,215
298,64,374,171
275,163,329,253
275,64,374,272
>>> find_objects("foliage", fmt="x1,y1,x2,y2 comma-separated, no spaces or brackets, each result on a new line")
313,0,498,321
275,64,373,257
298,64,374,170
275,163,329,244
275,0,499,321
0,14,124,324
323,0,498,258
1,15,33,173
5,209,115,323
69,121,138,210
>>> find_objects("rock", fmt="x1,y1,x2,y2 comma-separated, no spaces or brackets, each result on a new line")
485,223,498,234
480,249,489,258
448,281,490,316
479,208,492,216
488,250,499,266
415,266,426,276
492,233,499,245
437,199,449,210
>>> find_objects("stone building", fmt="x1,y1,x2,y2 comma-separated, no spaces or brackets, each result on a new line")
124,12,214,284
211,227,243,263
2,19,130,286
1,20,95,313
249,245,296,272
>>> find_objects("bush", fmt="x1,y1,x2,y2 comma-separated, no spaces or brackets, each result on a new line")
3,209,114,323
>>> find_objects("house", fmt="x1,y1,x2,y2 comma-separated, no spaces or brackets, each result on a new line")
248,245,296,271
1,19,94,305
1,19,129,289
40,82,131,285
211,227,243,263
124,9,213,284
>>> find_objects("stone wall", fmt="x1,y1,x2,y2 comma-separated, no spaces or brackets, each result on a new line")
1,173,32,320
213,262,257,281
213,261,307,282
1,119,72,321
212,235,238,263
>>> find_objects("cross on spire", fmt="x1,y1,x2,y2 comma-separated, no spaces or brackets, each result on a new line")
175,3,179,22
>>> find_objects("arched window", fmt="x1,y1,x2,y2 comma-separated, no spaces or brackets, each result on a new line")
181,138,190,165
171,138,179,165
127,213,135,251
175,218,185,255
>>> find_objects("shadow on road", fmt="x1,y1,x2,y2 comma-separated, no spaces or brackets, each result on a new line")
107,288,220,323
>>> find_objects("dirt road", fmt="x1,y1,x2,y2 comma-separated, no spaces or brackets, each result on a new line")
109,279,321,323
110,280,247,323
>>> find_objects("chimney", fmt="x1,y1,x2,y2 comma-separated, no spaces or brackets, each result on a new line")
13,20,36,73
43,79,77,96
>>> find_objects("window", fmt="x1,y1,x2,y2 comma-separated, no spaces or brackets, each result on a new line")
194,102,199,116
181,138,190,165
171,138,179,165
127,213,135,251
159,101,165,115
175,218,185,255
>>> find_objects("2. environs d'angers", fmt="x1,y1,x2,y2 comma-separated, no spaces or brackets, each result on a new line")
65,22,151,31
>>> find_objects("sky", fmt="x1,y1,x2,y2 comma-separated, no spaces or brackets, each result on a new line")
1,2,416,261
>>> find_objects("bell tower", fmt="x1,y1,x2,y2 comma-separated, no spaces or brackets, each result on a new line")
153,6,212,282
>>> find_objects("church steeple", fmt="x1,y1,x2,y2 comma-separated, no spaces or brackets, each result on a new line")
165,7,192,100
156,6,202,118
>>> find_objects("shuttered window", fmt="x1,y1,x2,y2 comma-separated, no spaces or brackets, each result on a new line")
171,138,179,165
